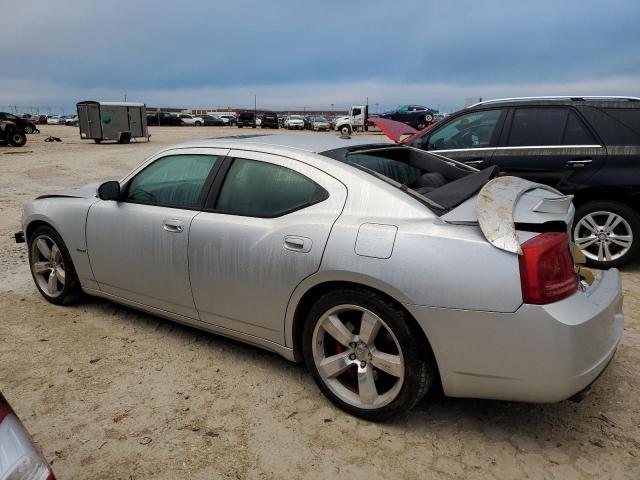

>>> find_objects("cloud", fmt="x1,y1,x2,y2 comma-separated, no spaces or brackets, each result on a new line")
1,0,639,112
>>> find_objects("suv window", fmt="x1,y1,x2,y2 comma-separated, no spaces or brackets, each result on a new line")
563,111,596,145
216,158,327,217
423,109,503,150
126,154,219,208
507,107,568,146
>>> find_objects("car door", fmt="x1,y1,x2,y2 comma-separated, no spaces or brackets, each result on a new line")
489,107,606,191
86,148,228,318
412,108,507,168
188,150,347,344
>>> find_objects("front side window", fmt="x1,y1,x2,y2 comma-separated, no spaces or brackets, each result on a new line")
424,109,503,150
216,158,326,217
507,107,568,146
126,154,218,208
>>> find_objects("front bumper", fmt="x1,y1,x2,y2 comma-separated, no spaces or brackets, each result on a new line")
405,268,624,403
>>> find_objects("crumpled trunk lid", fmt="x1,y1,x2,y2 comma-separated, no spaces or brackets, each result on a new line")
441,176,574,254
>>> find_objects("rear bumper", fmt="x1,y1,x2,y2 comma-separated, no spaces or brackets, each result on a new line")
405,268,624,403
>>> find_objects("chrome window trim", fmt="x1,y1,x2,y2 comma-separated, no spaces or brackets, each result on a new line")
431,145,602,153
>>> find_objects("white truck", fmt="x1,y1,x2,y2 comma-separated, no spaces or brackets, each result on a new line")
333,105,369,135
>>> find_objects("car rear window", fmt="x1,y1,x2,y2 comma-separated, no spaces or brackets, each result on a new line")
507,108,567,146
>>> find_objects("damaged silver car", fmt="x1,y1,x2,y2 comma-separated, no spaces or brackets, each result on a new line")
17,134,623,420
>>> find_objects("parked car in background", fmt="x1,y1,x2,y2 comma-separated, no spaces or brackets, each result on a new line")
146,112,183,126
65,115,79,126
0,112,37,133
237,112,257,128
285,115,305,130
201,115,225,126
47,116,63,125
177,114,204,126
16,134,623,420
0,392,56,479
261,112,279,128
379,105,438,130
218,114,237,126
309,116,330,131
38,115,48,125
403,96,640,268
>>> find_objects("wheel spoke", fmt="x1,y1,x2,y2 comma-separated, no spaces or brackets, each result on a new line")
358,312,381,346
322,314,355,347
606,214,623,231
51,244,61,263
33,261,50,274
597,242,604,261
55,266,66,285
36,238,52,259
609,235,632,248
603,242,613,261
357,364,378,405
581,215,601,234
575,236,597,249
318,352,352,379
47,272,58,294
370,349,403,378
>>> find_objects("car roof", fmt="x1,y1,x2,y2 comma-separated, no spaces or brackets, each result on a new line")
467,96,640,110
175,134,390,154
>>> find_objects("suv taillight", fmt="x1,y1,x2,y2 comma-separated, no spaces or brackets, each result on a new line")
518,232,578,304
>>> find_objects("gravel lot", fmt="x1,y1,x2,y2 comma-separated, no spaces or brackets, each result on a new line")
1,125,639,479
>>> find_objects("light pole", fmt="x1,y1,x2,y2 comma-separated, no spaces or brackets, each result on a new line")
375,103,379,113
254,95,257,117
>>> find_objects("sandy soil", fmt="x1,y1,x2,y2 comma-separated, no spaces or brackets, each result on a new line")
1,125,639,479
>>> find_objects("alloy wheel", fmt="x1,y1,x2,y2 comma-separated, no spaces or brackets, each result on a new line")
30,235,66,298
573,211,633,263
312,305,404,409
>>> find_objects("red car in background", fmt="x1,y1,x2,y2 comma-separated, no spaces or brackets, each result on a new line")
0,392,55,479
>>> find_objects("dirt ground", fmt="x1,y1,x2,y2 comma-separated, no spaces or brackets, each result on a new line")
1,125,639,479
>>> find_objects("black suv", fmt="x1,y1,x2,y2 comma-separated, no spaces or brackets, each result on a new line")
237,112,257,128
409,96,640,268
261,112,279,129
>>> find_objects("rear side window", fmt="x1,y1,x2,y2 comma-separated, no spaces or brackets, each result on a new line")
507,108,567,146
126,154,219,208
216,158,327,217
563,111,596,145
347,153,422,185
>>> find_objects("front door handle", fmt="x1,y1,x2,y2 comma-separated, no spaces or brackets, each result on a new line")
284,235,312,253
163,219,184,233
566,159,593,168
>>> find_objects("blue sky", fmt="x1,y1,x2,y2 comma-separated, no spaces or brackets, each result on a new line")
2,0,639,114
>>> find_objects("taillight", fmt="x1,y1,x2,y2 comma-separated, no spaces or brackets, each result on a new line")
518,232,578,304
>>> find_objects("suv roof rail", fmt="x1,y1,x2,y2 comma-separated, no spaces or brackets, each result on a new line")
468,96,640,108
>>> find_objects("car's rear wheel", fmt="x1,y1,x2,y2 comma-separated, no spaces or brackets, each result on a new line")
195,121,202,126
24,125,35,134
303,289,433,421
424,113,434,123
573,200,640,269
8,131,27,147
28,226,83,305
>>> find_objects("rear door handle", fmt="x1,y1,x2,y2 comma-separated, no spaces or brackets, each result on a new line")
163,219,184,233
284,235,312,253
566,159,593,168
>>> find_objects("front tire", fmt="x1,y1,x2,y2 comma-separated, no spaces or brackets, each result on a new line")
8,131,27,147
28,226,83,305
339,125,352,135
24,125,35,134
303,288,433,421
573,200,640,269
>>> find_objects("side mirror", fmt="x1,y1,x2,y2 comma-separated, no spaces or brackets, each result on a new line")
98,181,121,201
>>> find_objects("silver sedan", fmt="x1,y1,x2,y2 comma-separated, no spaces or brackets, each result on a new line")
17,135,623,420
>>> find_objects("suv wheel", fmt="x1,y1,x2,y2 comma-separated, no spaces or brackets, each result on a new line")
573,201,640,268
303,288,433,421
24,125,35,134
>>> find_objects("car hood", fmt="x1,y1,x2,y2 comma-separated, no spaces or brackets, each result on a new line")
369,118,418,143
37,182,100,200
442,176,574,254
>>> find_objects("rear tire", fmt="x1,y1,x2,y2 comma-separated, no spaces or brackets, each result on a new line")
303,288,433,421
28,225,83,305
573,200,640,269
24,125,35,134
8,131,27,147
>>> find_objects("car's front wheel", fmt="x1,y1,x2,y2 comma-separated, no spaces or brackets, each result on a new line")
24,124,35,134
28,226,83,305
303,288,433,421
573,200,640,269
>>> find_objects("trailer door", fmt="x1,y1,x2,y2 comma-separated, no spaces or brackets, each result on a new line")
87,104,102,138
128,107,143,137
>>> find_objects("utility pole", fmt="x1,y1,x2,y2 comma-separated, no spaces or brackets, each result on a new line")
124,93,127,102
254,95,257,116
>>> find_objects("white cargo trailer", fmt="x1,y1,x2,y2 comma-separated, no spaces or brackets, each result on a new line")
77,101,149,144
